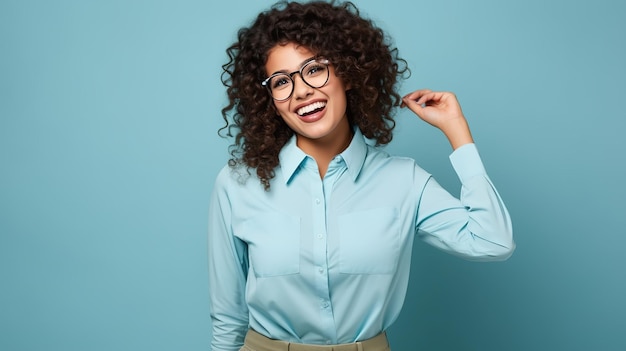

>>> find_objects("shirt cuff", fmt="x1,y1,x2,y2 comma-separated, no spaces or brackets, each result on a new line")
449,143,487,182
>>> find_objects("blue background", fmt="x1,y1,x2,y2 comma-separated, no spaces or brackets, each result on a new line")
1,0,624,350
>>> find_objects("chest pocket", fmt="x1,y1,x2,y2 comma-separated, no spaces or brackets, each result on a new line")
235,213,301,278
338,207,400,274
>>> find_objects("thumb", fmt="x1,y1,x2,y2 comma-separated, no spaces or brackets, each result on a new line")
401,95,426,118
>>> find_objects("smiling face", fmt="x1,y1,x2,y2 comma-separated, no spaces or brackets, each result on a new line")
265,42,351,156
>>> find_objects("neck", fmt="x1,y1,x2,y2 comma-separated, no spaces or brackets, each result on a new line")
296,122,353,178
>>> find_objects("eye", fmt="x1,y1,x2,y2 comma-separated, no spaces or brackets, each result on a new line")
271,75,291,90
305,63,327,77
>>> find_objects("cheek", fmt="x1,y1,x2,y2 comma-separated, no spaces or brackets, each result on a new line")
273,101,288,116
332,70,350,91
332,87,349,109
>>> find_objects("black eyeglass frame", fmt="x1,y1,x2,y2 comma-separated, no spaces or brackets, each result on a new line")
261,58,331,101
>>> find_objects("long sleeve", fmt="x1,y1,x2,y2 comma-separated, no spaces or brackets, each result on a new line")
415,143,515,261
205,133,514,347
208,168,249,351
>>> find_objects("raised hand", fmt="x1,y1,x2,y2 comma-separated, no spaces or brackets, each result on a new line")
401,89,474,150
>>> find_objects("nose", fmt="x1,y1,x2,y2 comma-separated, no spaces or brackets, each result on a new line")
291,73,313,100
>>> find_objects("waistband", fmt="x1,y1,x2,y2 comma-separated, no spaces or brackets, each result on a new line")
242,329,389,351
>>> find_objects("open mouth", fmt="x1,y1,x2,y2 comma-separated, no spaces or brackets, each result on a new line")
297,101,326,116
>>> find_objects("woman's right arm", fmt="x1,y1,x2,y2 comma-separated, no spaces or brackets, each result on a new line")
208,168,249,351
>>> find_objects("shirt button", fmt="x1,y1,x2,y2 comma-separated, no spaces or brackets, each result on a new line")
315,198,321,204
318,267,324,274
317,234,323,239
326,340,332,345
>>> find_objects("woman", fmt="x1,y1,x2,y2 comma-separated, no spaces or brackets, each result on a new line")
209,1,515,350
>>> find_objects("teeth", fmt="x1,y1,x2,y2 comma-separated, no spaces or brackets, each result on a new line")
297,101,326,116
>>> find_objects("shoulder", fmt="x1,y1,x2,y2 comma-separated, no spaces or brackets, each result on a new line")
363,145,431,182
214,162,251,190
213,162,273,195
365,145,429,173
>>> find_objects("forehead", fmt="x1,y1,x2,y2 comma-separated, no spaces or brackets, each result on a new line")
265,43,316,75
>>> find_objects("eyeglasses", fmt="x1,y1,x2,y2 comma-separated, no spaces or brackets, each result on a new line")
261,58,330,101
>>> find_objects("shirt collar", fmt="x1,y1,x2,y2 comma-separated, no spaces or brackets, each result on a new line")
278,136,308,185
278,127,368,185
339,127,368,182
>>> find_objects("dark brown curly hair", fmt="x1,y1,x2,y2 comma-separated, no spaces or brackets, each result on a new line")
220,0,409,190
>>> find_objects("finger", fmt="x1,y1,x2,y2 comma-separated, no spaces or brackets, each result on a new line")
402,89,432,103
419,91,457,108
404,90,445,107
415,92,441,106
401,89,429,111
401,96,426,117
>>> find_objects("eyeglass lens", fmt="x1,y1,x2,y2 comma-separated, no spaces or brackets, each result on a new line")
268,60,329,101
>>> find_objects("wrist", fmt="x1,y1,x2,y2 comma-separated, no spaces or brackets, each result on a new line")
440,117,473,150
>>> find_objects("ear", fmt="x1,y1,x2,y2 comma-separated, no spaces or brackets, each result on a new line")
343,77,352,91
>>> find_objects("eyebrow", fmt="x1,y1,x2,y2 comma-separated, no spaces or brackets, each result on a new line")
269,56,316,76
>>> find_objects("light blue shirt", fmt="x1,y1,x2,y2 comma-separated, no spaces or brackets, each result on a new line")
208,128,514,351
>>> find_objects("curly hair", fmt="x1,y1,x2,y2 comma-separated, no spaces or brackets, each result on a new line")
220,0,409,190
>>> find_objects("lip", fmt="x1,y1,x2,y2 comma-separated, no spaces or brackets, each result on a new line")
293,99,327,123
293,99,327,113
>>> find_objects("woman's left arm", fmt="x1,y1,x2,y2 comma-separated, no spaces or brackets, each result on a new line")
402,89,515,260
